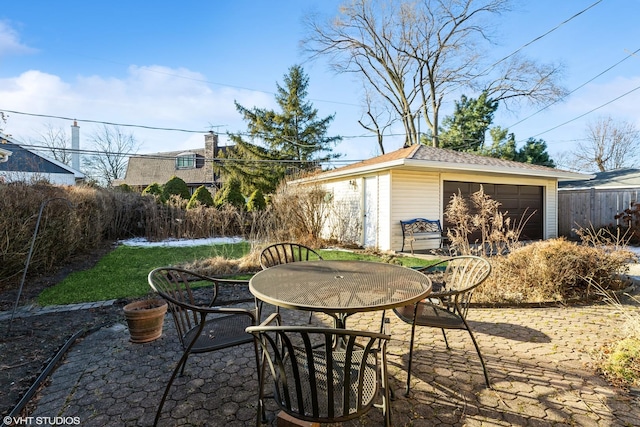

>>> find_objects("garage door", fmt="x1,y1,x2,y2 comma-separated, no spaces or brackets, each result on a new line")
443,181,543,241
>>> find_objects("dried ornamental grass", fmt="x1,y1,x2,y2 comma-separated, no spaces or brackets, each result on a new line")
474,238,636,304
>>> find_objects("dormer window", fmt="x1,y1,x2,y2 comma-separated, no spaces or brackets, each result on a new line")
175,152,196,169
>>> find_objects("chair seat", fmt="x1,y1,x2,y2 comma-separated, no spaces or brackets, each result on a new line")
394,302,466,330
184,312,256,353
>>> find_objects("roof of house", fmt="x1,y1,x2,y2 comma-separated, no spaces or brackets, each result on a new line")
296,145,592,182
0,133,84,178
120,149,211,187
559,168,640,190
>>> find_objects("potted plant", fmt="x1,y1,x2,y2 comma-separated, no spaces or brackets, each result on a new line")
123,297,168,343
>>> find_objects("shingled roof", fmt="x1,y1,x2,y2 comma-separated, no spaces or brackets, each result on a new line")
117,133,226,188
119,149,211,187
297,145,590,182
559,168,640,189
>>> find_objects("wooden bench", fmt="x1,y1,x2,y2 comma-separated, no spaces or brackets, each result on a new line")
400,218,447,254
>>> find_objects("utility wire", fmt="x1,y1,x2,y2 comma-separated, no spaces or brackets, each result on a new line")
476,0,602,78
508,47,640,130
527,84,640,139
0,107,383,140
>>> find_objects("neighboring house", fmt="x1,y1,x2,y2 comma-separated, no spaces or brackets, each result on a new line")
292,144,592,252
116,132,226,193
558,168,640,237
0,133,84,185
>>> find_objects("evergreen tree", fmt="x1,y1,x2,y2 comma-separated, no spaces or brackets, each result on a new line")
515,138,555,167
142,182,163,198
247,189,267,212
187,185,215,209
217,65,342,194
439,92,498,151
438,93,555,167
163,176,190,200
483,127,517,160
214,177,245,209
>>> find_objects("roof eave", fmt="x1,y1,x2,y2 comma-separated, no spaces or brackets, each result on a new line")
402,159,594,180
292,158,407,183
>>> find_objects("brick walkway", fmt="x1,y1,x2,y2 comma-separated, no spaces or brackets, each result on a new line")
16,290,640,427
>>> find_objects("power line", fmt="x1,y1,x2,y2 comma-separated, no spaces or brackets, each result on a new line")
476,1,602,78
508,47,640,130
0,109,216,133
18,142,365,165
0,107,382,140
527,84,640,139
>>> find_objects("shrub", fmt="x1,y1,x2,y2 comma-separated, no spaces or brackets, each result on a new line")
264,183,331,245
162,176,190,200
595,285,640,389
445,185,530,256
214,177,245,209
187,186,214,209
600,337,640,387
474,238,636,304
246,189,266,212
116,183,134,192
142,183,163,199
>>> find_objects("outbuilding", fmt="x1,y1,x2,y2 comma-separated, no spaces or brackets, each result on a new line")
293,145,591,252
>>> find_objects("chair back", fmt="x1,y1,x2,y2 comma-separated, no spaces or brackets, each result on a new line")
148,267,250,349
260,242,323,270
421,255,491,294
247,324,390,424
419,255,490,317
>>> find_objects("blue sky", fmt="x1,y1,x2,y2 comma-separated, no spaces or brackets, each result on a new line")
1,0,638,168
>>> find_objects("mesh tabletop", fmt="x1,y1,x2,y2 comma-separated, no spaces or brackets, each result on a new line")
249,260,432,314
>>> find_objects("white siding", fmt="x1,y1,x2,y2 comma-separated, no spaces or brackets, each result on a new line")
320,179,362,245
0,171,77,185
390,171,440,251
377,173,391,250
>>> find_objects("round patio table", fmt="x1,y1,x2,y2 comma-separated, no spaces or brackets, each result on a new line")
249,260,432,329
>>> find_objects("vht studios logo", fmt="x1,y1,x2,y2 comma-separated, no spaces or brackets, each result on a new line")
3,417,81,426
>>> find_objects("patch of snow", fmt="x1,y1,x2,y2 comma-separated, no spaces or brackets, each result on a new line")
118,236,244,247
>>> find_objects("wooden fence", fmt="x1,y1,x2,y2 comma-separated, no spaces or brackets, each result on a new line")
558,188,640,237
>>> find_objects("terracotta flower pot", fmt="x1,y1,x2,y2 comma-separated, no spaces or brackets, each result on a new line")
123,299,168,343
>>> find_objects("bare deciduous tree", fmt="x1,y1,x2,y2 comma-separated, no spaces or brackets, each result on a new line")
357,88,397,154
303,0,566,149
84,125,140,186
33,123,72,164
569,116,640,172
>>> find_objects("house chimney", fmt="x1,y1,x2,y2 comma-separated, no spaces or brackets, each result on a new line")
71,120,80,171
204,131,218,185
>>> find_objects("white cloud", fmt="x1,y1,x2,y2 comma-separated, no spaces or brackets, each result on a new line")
0,21,36,57
0,65,276,153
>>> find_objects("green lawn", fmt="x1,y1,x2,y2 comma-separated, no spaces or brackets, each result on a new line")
38,242,436,306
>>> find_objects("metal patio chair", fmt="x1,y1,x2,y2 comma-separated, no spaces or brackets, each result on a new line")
259,242,323,269
247,313,392,426
148,267,261,426
393,255,492,395
260,242,323,323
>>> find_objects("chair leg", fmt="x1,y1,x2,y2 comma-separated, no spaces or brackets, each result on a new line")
308,311,313,324
253,339,267,425
154,349,192,426
405,318,418,397
380,349,392,427
441,328,450,349
460,318,491,388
